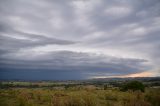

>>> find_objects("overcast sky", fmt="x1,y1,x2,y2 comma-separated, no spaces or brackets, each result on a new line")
0,0,160,80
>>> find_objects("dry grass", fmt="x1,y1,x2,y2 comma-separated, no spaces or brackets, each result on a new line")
0,87,159,106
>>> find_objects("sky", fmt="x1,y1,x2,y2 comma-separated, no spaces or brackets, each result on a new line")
0,0,160,80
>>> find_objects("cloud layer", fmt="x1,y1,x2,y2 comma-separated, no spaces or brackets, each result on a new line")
0,0,160,80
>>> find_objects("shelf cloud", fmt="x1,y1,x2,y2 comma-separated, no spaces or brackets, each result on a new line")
0,0,160,80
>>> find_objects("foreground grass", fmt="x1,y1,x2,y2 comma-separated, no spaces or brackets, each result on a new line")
0,88,160,106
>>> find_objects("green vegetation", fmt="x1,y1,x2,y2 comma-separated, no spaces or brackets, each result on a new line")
121,81,145,92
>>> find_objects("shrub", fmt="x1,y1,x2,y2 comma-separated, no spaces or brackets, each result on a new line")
121,81,145,92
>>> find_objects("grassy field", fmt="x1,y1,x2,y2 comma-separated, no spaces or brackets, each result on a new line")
0,87,160,106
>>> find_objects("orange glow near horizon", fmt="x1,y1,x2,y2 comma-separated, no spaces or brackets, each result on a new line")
120,71,154,78
91,71,155,79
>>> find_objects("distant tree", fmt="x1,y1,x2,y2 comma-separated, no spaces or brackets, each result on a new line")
121,81,145,92
0,82,3,88
104,84,108,90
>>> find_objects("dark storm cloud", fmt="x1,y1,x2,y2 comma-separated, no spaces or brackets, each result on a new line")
0,51,150,79
0,0,159,79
